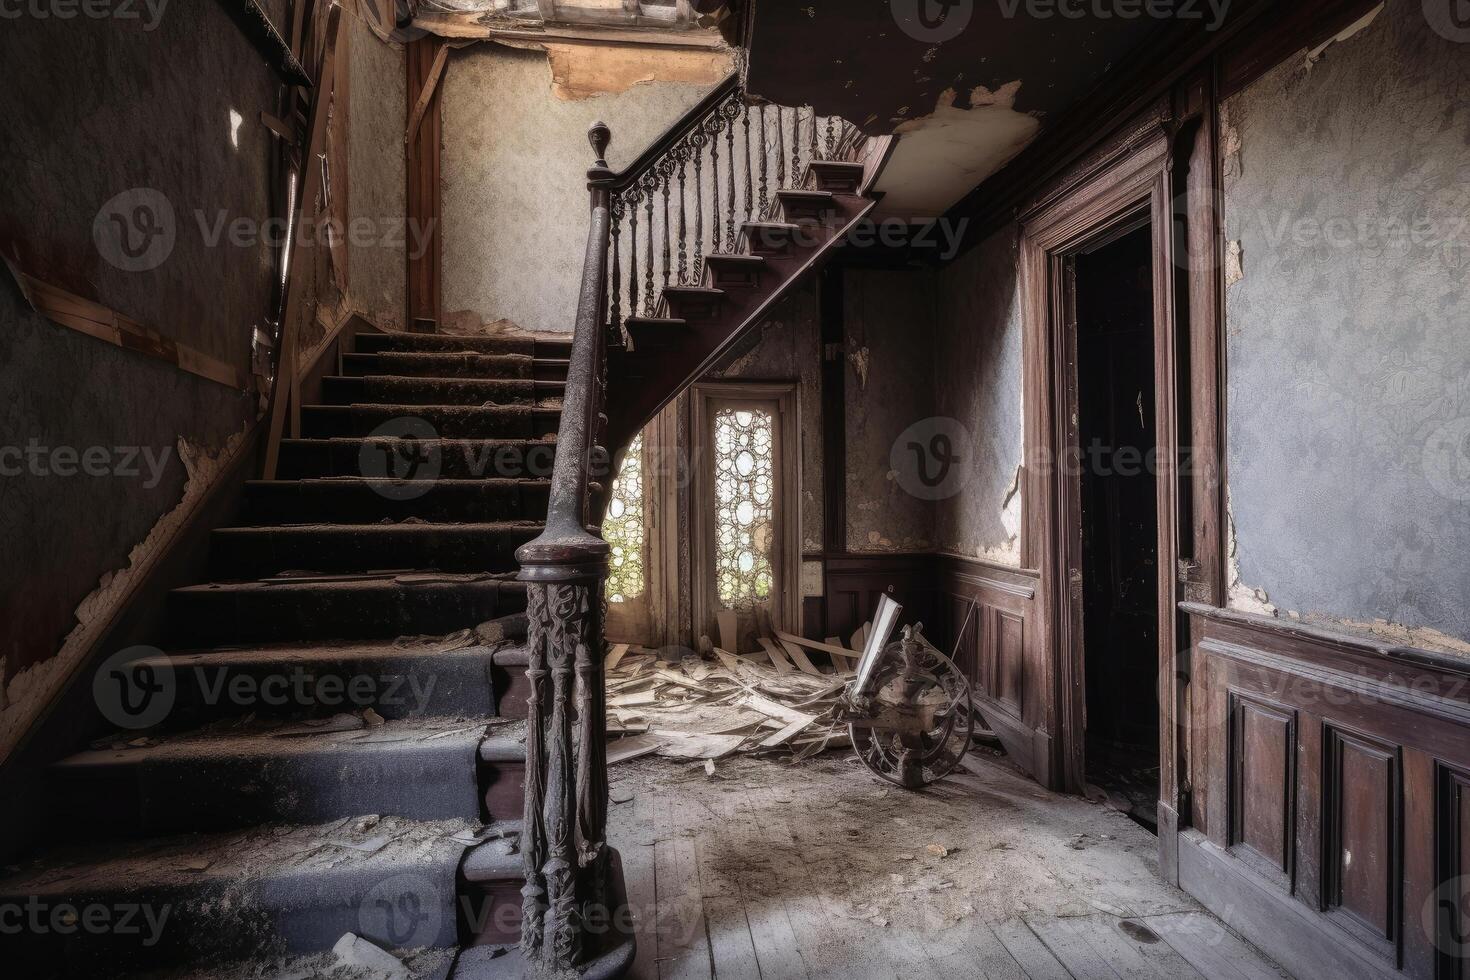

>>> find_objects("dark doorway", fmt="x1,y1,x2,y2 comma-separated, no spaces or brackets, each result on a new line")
1073,222,1160,832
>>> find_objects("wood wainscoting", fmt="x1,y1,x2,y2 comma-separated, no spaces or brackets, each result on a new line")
935,555,1051,788
1177,602,1470,980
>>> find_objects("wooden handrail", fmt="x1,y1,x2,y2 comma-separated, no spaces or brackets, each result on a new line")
608,72,740,192
516,123,616,578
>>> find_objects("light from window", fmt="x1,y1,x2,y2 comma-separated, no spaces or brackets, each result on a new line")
714,408,775,608
604,434,645,604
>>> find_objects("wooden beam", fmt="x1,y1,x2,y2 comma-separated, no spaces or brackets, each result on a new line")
404,41,454,145
5,260,248,390
406,36,444,331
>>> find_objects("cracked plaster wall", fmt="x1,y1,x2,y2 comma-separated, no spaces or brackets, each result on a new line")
1222,0,1470,653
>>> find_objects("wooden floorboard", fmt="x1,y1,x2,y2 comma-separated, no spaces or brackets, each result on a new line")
1147,911,1291,980
607,756,1294,980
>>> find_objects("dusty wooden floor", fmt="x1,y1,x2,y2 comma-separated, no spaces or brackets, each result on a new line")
609,750,1290,980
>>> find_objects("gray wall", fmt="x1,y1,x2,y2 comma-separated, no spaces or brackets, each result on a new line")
440,45,719,334
845,268,938,553
933,225,1026,565
346,10,408,333
0,5,277,746
1222,0,1470,651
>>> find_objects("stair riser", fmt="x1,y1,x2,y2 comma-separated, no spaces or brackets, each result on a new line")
210,527,540,578
778,198,837,224
356,332,537,356
47,742,501,837
241,482,551,524
707,266,763,291
341,352,567,381
810,171,862,194
662,294,723,321
301,406,561,440
322,376,554,407
119,649,516,732
168,582,526,646
459,881,524,948
277,440,557,480
0,862,462,973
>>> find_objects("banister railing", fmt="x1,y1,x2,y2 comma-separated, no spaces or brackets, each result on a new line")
515,76,865,975
604,73,861,337
514,123,616,972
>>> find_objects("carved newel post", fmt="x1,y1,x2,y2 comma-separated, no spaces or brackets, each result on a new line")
516,122,616,975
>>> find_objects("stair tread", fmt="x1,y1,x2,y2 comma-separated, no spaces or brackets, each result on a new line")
136,636,530,670
247,477,553,488
55,716,506,768
0,814,478,894
173,573,524,594
661,285,725,296
215,520,544,535
777,188,837,199
705,253,766,265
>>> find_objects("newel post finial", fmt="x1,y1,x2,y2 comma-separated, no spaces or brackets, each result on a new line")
588,121,612,180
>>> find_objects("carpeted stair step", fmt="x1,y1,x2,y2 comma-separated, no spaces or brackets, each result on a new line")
168,575,527,646
240,478,552,524
354,332,571,358
340,351,567,382
45,718,506,838
94,632,529,734
276,437,558,480
321,375,564,408
300,403,561,440
0,816,475,974
210,522,543,578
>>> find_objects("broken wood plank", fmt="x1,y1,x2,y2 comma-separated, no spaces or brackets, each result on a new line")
778,638,826,676
757,638,794,673
737,693,817,727
605,642,631,671
609,689,658,708
607,734,660,765
776,630,861,661
405,40,454,144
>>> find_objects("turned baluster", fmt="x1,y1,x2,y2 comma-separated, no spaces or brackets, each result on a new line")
709,114,722,257
758,104,770,217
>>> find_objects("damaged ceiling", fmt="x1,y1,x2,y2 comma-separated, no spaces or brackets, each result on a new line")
745,0,1168,217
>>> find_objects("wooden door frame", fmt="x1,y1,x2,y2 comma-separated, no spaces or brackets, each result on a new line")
1018,123,1185,803
688,381,803,641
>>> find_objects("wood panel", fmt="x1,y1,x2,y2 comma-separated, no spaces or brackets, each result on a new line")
1180,603,1470,979
820,553,935,644
1322,726,1401,957
1228,692,1296,885
936,554,1048,786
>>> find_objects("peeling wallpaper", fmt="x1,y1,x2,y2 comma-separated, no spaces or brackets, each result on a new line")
934,225,1026,565
1222,0,1470,650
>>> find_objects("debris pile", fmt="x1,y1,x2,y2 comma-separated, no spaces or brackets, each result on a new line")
603,626,873,765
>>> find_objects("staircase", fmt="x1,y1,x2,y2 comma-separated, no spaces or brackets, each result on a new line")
0,76,885,979
0,331,570,977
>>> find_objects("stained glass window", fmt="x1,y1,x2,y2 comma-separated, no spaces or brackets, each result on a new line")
713,407,775,608
604,434,644,604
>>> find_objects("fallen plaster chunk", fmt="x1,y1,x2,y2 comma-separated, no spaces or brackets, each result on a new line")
332,934,409,980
